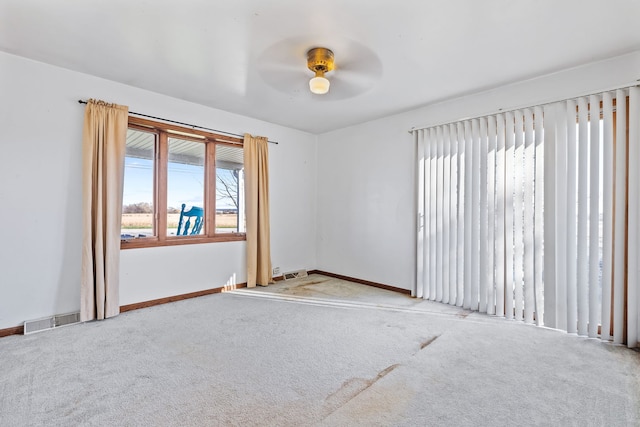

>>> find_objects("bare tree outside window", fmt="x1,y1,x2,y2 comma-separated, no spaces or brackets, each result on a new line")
216,169,239,209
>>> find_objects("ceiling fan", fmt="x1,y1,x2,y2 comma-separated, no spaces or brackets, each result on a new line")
307,47,334,95
256,38,382,100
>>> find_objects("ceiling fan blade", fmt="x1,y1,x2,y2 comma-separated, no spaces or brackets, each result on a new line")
256,37,314,96
259,68,308,95
321,75,376,100
256,37,308,72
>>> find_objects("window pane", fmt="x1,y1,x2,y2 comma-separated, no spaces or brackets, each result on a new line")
167,137,205,236
121,128,156,239
216,145,245,233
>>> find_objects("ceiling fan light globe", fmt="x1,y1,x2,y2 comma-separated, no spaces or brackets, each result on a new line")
309,76,330,94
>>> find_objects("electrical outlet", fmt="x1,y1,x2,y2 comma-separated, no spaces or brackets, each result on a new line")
273,267,281,276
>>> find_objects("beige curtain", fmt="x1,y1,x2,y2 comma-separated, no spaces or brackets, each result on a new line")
244,133,272,287
81,99,129,321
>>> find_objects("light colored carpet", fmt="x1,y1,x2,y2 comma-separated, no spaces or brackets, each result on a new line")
0,274,638,426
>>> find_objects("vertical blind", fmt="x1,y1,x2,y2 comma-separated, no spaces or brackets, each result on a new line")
415,87,640,348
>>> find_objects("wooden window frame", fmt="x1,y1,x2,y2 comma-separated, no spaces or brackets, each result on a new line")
121,117,245,249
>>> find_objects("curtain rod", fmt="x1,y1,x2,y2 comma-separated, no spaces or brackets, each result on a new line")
77,100,278,144
408,81,640,134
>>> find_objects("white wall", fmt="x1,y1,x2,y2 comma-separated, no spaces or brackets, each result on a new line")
2,49,639,330
0,52,317,329
316,50,640,291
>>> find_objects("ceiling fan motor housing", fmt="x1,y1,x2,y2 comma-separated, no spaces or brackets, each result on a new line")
307,47,334,74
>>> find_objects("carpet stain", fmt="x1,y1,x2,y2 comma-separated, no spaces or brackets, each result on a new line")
323,363,400,417
283,279,367,298
278,279,328,292
335,378,415,425
300,280,329,286
287,285,336,297
419,335,440,350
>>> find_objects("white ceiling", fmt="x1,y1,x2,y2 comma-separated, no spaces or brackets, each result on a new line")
2,0,640,134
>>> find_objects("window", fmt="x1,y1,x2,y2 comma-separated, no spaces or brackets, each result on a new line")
121,117,245,248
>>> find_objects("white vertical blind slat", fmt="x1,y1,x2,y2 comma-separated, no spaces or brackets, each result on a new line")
601,92,614,341
504,112,516,320
542,103,558,328
588,94,601,338
545,103,567,330
442,126,451,304
463,121,473,309
429,128,438,301
534,105,546,327
523,109,535,324
566,99,578,334
487,116,497,315
416,131,425,299
479,118,489,313
628,87,640,348
470,119,481,311
457,122,466,307
449,124,459,306
495,114,506,317
436,126,444,302
613,90,626,344
423,130,431,300
576,97,590,336
513,112,525,321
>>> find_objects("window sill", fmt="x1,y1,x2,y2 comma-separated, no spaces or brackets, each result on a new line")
121,234,246,249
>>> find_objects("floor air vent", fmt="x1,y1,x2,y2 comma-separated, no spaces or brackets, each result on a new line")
24,312,81,335
283,269,308,280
